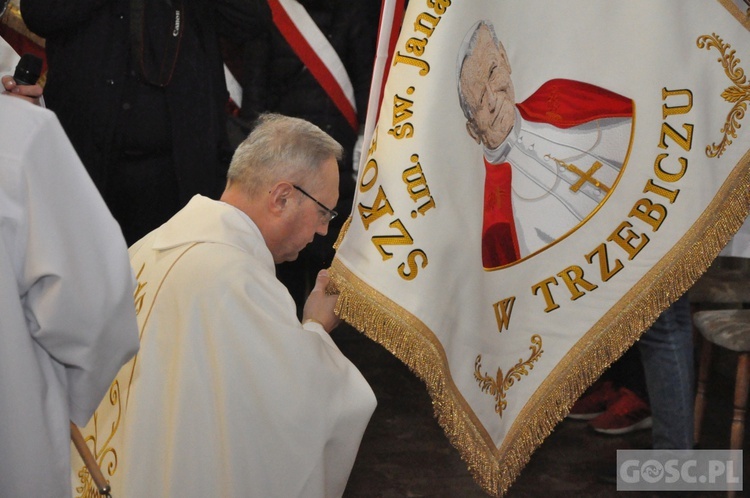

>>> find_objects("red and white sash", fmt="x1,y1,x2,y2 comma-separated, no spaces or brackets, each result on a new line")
268,0,358,130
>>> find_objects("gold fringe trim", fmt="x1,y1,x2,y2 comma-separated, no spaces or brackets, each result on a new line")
330,155,750,496
719,0,750,31
502,155,750,494
333,215,351,251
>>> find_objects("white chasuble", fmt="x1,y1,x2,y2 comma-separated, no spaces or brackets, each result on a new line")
71,195,376,498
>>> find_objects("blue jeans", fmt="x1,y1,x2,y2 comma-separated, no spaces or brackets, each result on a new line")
637,294,694,449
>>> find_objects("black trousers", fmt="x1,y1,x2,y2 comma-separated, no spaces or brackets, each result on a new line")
106,153,181,246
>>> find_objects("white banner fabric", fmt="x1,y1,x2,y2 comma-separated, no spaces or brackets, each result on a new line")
331,1,750,495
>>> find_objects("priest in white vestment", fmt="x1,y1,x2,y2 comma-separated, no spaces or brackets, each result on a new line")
71,113,376,498
0,95,140,497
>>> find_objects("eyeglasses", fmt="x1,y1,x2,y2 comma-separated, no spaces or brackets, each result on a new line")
293,185,338,222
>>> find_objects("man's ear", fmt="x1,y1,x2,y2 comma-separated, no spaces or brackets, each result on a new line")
466,121,482,145
267,182,294,216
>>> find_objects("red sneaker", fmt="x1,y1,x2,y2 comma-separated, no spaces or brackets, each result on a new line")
567,380,620,420
589,387,652,435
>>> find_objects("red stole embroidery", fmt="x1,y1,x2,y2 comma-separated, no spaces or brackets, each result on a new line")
482,159,520,268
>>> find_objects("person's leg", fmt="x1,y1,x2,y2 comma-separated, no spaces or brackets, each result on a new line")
570,347,648,422
637,294,694,449
612,346,649,402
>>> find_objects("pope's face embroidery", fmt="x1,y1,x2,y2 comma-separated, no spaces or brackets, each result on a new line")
460,23,516,150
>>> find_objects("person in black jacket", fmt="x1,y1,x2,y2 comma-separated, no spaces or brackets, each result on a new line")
227,0,377,310
21,0,264,244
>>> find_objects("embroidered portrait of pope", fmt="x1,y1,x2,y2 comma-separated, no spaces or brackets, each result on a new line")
457,20,634,270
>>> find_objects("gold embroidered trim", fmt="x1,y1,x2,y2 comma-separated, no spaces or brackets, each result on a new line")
330,156,750,496
74,382,122,498
74,242,203,497
697,33,750,158
474,335,543,418
333,215,351,251
719,0,750,31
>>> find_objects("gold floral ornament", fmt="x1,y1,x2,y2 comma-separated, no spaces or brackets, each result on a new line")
74,381,122,498
697,33,750,158
474,335,543,418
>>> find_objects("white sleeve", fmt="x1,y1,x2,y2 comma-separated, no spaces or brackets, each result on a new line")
16,104,140,425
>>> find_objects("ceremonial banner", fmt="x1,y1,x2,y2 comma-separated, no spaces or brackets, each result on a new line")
331,1,750,496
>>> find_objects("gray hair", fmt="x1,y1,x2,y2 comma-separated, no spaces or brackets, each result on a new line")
227,113,343,197
456,20,502,120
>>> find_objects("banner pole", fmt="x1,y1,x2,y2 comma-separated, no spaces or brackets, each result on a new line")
70,421,112,497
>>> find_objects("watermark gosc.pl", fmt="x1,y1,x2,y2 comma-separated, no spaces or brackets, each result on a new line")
617,449,742,492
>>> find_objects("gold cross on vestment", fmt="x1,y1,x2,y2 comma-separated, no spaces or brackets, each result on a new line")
546,156,611,193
